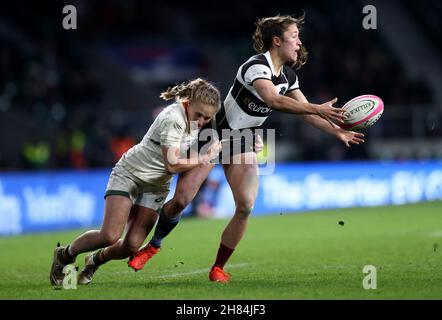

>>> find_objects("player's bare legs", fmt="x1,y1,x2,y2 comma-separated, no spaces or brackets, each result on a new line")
78,205,158,284
49,195,133,285
70,195,133,255
210,152,259,282
165,163,215,218
221,153,258,247
128,164,214,271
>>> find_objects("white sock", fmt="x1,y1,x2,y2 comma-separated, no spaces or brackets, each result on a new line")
67,245,74,257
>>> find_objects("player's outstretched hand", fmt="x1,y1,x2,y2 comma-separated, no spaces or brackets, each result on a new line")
317,98,345,126
335,127,365,147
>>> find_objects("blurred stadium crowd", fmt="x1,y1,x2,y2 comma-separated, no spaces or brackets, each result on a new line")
0,0,441,170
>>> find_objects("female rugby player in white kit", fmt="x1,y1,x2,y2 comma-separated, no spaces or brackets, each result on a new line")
50,78,223,285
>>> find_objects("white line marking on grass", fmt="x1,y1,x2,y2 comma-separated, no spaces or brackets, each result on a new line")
158,263,252,279
321,264,358,270
429,230,442,238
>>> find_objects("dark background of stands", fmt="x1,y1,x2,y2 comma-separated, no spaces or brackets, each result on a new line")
0,0,440,171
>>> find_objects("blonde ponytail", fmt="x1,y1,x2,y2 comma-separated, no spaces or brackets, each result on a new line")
160,78,220,110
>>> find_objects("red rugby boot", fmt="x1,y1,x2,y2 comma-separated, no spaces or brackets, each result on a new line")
128,244,160,271
209,266,231,283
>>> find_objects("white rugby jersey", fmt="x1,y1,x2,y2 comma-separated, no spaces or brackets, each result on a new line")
221,51,299,130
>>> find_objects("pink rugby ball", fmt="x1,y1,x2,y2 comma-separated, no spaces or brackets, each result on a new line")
340,95,384,131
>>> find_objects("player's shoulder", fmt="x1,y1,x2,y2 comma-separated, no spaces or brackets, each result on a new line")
158,103,186,128
241,53,270,70
240,53,272,81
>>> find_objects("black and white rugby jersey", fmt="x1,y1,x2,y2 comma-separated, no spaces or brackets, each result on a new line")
218,50,300,130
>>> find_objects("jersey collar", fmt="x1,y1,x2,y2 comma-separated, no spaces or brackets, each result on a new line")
178,101,194,134
263,50,284,78
264,51,276,76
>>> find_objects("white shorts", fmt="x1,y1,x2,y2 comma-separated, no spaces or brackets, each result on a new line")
105,164,168,211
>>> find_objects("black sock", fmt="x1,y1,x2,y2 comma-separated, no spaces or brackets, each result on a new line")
92,249,107,266
149,210,181,248
59,245,75,264
64,245,76,263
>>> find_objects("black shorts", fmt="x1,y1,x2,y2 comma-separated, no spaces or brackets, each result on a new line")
197,108,257,158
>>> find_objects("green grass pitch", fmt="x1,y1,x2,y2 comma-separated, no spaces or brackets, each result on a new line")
1,201,441,300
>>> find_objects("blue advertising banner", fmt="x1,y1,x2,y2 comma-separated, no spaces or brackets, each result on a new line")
1,161,441,235
0,170,110,236
209,161,442,217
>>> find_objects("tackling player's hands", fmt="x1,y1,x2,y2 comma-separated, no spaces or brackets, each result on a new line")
335,128,365,147
200,140,222,164
316,98,345,126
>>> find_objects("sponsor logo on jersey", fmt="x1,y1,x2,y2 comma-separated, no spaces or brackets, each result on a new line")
243,97,272,114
